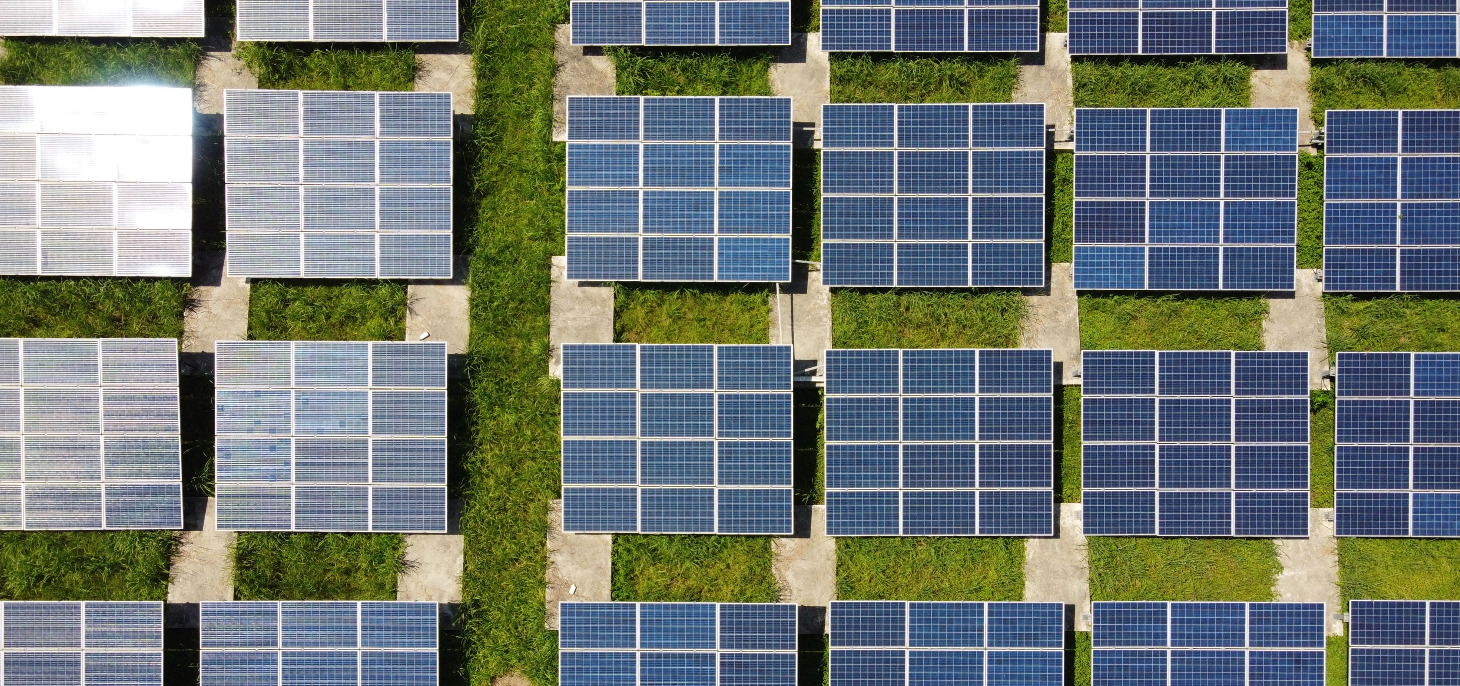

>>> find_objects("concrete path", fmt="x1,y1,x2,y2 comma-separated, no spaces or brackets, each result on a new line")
771,505,835,634
769,264,832,381
1021,263,1082,385
194,51,257,117
167,498,235,627
552,24,617,141
545,499,612,630
1251,41,1317,145
1275,508,1343,635
398,532,465,604
1263,269,1330,389
406,256,471,358
416,53,476,114
1024,503,1090,630
770,33,830,148
182,252,249,354
1013,33,1074,143
549,255,615,378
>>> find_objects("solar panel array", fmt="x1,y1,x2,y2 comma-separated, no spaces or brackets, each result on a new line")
0,0,204,36
213,341,448,533
0,85,193,277
0,601,164,686
1068,1,1287,54
569,1,790,45
820,104,1047,288
200,601,438,686
1093,602,1326,686
823,349,1055,536
1322,110,1460,291
1313,1,1460,57
224,89,454,280
1072,108,1299,291
829,601,1065,686
560,344,794,535
1333,352,1460,537
1349,600,1460,686
819,1,1040,52
565,96,792,283
235,0,458,40
1082,350,1311,537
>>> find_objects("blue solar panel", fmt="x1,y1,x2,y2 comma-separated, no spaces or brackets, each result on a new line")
1073,108,1299,291
0,602,164,686
1069,0,1287,54
821,104,1047,288
566,96,792,282
1082,350,1310,536
1349,600,1460,686
820,2,1040,51
1313,2,1460,56
571,0,790,45
1093,602,1325,686
561,344,793,534
824,348,1054,536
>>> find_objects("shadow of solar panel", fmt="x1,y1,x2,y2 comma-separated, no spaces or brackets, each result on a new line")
1093,601,1324,686
1349,600,1460,686
0,601,164,686
0,0,205,36
1069,0,1286,54
820,0,1039,51
236,0,458,40
569,0,788,44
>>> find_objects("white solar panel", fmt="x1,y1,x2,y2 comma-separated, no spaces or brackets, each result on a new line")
235,0,459,41
0,0,205,37
0,601,164,686
0,86,193,277
212,341,449,532
223,89,454,280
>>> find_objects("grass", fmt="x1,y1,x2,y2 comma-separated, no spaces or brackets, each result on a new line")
1310,61,1460,126
611,536,780,602
247,281,407,341
1074,633,1092,686
1047,0,1068,32
830,290,1027,349
1079,295,1269,350
1088,538,1281,601
1298,152,1324,269
0,38,199,86
232,532,406,600
1311,390,1335,508
609,47,775,96
836,537,1025,601
830,54,1020,103
615,285,770,344
1338,539,1460,605
1072,57,1252,108
236,43,417,91
1328,637,1348,686
1059,386,1082,503
1050,152,1074,264
1326,294,1460,358
0,279,186,338
0,531,177,600
1290,0,1312,41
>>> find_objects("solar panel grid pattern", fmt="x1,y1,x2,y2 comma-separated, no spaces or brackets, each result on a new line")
0,0,204,36
1322,110,1460,291
1081,350,1311,537
213,341,448,533
559,602,798,686
223,89,454,280
235,0,458,40
820,104,1048,288
0,601,164,686
0,85,193,277
565,96,793,283
1349,600,1460,686
1313,0,1460,57
560,343,794,534
823,348,1056,536
1072,108,1299,291
569,1,791,45
1092,602,1326,686
1067,0,1288,54
1333,352,1460,536
199,601,438,686
829,601,1065,686
818,0,1040,52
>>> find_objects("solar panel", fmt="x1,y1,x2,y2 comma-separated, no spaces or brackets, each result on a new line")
1081,350,1310,536
223,89,454,280
200,601,438,686
1349,600,1460,686
213,341,448,532
1093,601,1326,686
1072,108,1299,291
823,349,1055,536
0,0,204,36
570,1,790,45
235,0,458,40
1313,3,1460,57
560,344,794,534
819,2,1040,51
565,96,793,283
0,601,164,686
0,85,193,277
1068,0,1287,54
820,104,1047,287
829,601,1065,686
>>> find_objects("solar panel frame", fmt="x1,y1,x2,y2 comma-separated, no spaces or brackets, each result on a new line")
1313,5,1460,57
1068,1,1288,54
0,601,165,686
235,0,459,41
818,2,1041,52
570,1,792,45
0,0,205,37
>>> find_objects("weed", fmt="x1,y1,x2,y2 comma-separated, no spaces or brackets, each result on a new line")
1311,61,1460,125
0,279,186,339
836,537,1025,600
1339,538,1460,605
1050,152,1073,264
609,47,775,96
1326,294,1460,358
247,281,407,341
1311,389,1334,508
1088,538,1280,601
831,54,1020,103
1072,57,1251,108
612,535,780,602
237,43,417,91
831,290,1026,349
615,285,771,344
1079,294,1268,350
233,532,406,600
0,38,199,86
0,531,176,599
1298,152,1324,269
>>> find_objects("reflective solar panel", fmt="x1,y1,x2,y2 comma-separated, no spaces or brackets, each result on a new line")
223,89,454,279
1313,2,1460,56
213,341,448,532
0,0,204,36
1093,602,1325,686
236,0,458,40
200,601,438,686
823,349,1055,536
1072,108,1298,291
1082,350,1310,536
1068,0,1287,54
0,601,164,686
570,1,790,44
1349,600,1460,686
565,97,792,283
820,104,1047,288
561,344,794,534
819,1,1040,52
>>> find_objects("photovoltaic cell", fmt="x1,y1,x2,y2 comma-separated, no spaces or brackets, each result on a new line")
1349,600,1460,686
1068,0,1287,54
0,0,204,36
1093,602,1325,686
213,341,448,532
819,1,1040,52
0,601,164,686
1082,350,1310,537
235,0,458,40
820,104,1047,288
570,1,790,44
1313,2,1460,56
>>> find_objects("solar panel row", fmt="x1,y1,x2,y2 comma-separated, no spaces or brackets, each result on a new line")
0,601,164,686
1350,600,1460,686
1093,602,1326,686
1068,1,1288,54
570,1,791,44
236,0,458,41
819,3,1041,52
0,0,205,37
1313,1,1460,57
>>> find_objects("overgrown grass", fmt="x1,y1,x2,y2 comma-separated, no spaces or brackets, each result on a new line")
1079,295,1268,350
0,38,200,86
1072,57,1252,108
1047,0,1068,32
1088,538,1280,601
609,47,775,96
830,54,1021,103
615,285,770,344
1074,633,1092,686
1290,0,1312,41
247,281,407,341
237,43,417,91
1326,294,1460,358
1311,61,1460,126
0,279,186,338
836,538,1025,600
0,531,177,600
1328,637,1348,686
830,290,1026,348
1338,539,1460,605
1050,152,1074,264
1059,386,1082,503
611,536,780,602
233,533,406,600
1311,389,1334,508
1298,152,1324,269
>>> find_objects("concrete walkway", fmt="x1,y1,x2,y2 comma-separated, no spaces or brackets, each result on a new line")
182,252,249,354
770,33,830,148
549,255,615,378
1263,269,1330,388
552,24,617,141
407,256,471,377
167,498,235,626
1024,503,1090,630
416,53,477,114
1251,41,1318,144
769,264,832,381
398,499,465,605
194,51,256,118
1022,263,1082,384
545,499,612,630
771,505,835,633
1275,508,1343,635
1014,33,1074,143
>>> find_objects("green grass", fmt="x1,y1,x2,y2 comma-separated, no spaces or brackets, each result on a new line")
1072,58,1252,108
236,43,417,91
1079,295,1268,350
1298,152,1324,269
0,531,177,600
1047,0,1068,32
830,54,1021,103
247,281,407,341
830,290,1026,349
1311,61,1460,126
1059,386,1082,503
1328,637,1348,686
0,38,199,86
1290,0,1312,41
611,536,780,602
1311,389,1335,508
1338,539,1460,605
615,285,770,344
1088,538,1281,601
1050,152,1074,264
233,533,405,601
836,538,1024,601
1074,633,1092,686
0,279,186,338
1326,294,1460,358
609,47,775,95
